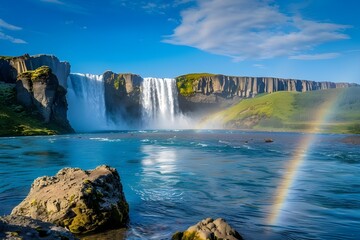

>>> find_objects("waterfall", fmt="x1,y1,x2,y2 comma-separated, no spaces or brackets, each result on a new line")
141,77,187,129
67,73,110,132
67,74,189,131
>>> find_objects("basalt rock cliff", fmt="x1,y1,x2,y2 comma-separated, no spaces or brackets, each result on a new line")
16,66,72,131
103,71,142,124
0,54,70,88
176,74,357,112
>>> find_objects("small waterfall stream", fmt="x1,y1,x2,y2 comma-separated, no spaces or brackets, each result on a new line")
141,77,183,129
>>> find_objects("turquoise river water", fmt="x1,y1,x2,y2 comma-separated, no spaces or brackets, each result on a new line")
0,130,359,239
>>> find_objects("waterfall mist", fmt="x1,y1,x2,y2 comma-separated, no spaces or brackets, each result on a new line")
67,73,119,132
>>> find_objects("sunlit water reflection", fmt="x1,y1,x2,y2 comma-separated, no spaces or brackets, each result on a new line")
0,131,359,240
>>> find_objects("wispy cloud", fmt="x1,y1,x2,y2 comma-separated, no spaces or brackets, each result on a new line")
40,0,88,14
0,18,27,44
0,18,22,31
253,63,265,68
0,32,27,44
40,0,65,5
290,53,340,60
114,0,194,14
164,0,350,60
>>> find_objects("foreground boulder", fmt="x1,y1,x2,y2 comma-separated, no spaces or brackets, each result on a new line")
0,215,76,240
172,218,243,240
11,165,129,234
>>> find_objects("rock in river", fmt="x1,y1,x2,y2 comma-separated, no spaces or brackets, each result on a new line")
0,215,76,240
172,217,243,240
11,165,129,234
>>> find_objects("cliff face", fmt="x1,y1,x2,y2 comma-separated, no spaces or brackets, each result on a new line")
0,59,17,83
189,75,354,97
103,71,142,124
1,54,70,88
16,66,73,131
176,74,357,112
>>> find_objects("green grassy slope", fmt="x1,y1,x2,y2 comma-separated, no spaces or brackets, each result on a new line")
0,82,67,136
204,87,360,134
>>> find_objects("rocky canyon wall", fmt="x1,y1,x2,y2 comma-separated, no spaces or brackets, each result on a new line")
103,71,143,125
192,75,355,98
177,74,357,112
16,66,73,131
0,54,70,88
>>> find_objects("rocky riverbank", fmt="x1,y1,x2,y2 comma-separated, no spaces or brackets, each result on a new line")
1,164,245,239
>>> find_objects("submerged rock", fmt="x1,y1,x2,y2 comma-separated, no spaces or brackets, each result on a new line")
0,215,77,240
172,218,243,240
11,165,129,234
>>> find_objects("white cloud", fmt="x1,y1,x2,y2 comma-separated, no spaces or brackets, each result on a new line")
0,18,22,31
290,53,340,60
164,0,350,60
40,0,88,14
253,63,265,68
40,0,65,5
0,32,27,44
0,18,27,44
114,0,194,13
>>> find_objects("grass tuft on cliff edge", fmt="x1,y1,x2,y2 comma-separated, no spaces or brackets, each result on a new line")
176,73,215,96
18,66,52,82
0,82,66,136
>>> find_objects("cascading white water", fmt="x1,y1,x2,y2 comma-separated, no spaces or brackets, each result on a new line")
67,75,189,131
141,77,187,129
67,73,110,132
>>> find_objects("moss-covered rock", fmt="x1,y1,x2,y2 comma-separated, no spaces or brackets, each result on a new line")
0,82,72,136
14,65,73,133
176,73,215,96
17,65,52,82
11,165,129,235
103,71,143,125
172,218,243,240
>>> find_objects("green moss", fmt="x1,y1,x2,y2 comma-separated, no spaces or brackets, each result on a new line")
176,73,215,96
0,82,67,136
172,232,184,240
0,56,14,60
17,66,52,82
181,231,202,240
85,188,93,194
113,75,126,90
30,199,38,207
83,179,92,184
69,194,76,203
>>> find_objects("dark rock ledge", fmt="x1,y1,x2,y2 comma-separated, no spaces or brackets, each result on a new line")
0,215,77,240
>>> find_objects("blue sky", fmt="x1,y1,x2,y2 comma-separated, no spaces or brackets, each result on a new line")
0,0,359,83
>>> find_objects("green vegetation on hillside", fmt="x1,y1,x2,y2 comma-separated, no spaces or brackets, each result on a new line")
0,82,65,136
204,87,360,134
18,66,52,82
0,56,14,61
176,73,215,96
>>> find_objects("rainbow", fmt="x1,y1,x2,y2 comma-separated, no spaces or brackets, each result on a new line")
267,89,343,226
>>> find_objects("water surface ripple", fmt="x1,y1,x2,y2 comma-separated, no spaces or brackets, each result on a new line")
0,131,359,240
